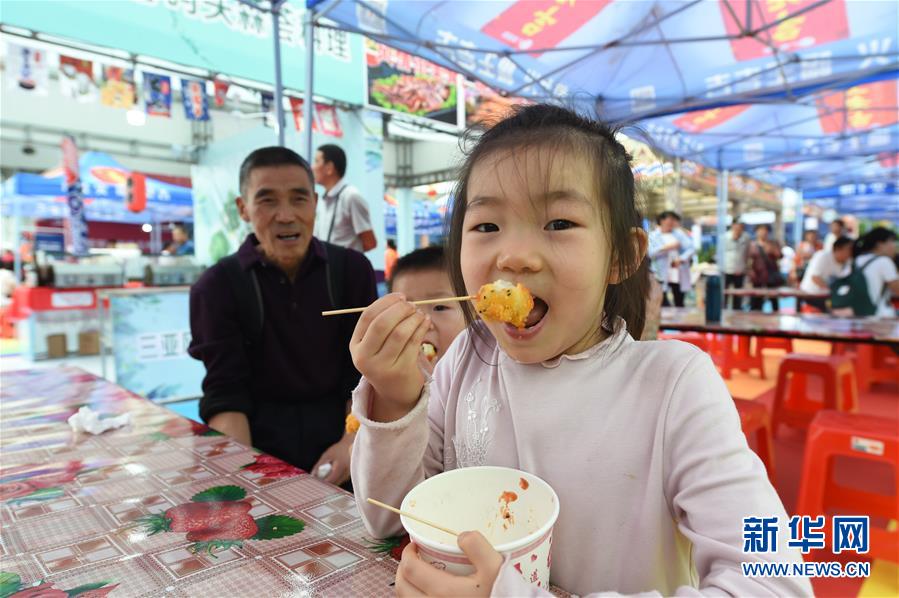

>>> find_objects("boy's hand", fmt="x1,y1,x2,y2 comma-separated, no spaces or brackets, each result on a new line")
350,294,431,422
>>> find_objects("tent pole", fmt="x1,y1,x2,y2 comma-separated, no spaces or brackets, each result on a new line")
716,169,728,307
13,198,22,282
303,3,315,159
793,187,804,247
272,0,286,146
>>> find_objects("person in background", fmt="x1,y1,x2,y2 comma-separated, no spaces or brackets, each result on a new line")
779,243,797,285
850,227,899,318
799,237,853,311
723,221,751,310
748,224,784,311
384,238,398,281
167,224,194,256
648,211,694,307
312,144,377,253
189,146,377,486
388,246,465,365
795,229,822,279
824,218,847,251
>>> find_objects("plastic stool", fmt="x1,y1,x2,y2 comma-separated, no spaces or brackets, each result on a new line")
832,343,899,392
658,332,709,352
795,411,899,562
758,336,793,353
772,354,858,434
733,398,776,482
716,334,765,380
0,306,15,339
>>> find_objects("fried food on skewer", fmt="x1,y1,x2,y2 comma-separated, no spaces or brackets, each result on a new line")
475,280,534,329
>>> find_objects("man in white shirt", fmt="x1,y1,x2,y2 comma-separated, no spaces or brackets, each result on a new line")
312,144,377,253
799,237,853,310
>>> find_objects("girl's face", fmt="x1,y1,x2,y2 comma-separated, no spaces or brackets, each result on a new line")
461,145,616,364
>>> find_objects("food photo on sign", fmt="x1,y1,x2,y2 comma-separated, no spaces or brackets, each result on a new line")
365,39,458,126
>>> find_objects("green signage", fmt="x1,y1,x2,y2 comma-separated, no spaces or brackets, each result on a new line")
1,0,364,105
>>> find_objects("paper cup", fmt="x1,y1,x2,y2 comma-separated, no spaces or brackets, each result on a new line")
400,466,559,588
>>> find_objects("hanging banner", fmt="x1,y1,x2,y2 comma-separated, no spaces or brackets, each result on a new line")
143,73,172,117
316,104,344,138
672,105,751,133
261,91,275,128
5,43,49,94
181,78,209,121
289,97,318,132
100,65,136,109
58,55,97,102
721,0,849,62
365,39,459,126
213,79,230,108
817,80,898,134
288,98,343,138
481,0,611,55
61,136,89,256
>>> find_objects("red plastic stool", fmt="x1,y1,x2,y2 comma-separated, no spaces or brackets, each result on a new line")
0,306,15,339
772,354,858,434
658,332,709,352
832,343,899,392
716,334,765,380
795,411,899,562
733,398,776,482
758,336,794,354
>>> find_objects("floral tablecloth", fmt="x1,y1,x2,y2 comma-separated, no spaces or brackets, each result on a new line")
0,367,405,598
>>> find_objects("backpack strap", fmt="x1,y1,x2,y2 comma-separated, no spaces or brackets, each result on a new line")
322,241,347,309
220,253,264,347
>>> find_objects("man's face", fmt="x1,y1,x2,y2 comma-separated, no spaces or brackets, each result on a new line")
236,165,316,274
830,221,843,235
732,224,744,238
756,226,769,242
311,151,334,186
659,216,676,233
173,228,188,244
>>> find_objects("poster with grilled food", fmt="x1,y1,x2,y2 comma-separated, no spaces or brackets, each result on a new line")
464,79,528,128
365,39,459,126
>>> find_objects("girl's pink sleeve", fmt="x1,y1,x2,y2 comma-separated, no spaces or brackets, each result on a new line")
349,360,454,539
660,353,812,597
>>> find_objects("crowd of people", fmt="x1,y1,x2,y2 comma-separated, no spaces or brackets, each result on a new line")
644,213,899,318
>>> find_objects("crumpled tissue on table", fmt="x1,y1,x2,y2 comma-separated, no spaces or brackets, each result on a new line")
67,406,131,434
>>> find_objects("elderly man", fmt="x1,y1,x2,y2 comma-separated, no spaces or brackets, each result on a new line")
189,147,377,486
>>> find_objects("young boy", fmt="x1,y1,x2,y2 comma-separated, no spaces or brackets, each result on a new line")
344,246,464,437
389,246,466,365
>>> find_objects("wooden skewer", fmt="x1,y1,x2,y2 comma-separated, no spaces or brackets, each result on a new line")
322,295,475,317
366,498,459,537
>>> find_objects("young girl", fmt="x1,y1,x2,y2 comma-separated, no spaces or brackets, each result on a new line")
348,105,810,596
850,227,899,318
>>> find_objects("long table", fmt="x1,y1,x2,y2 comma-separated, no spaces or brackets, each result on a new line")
0,367,408,597
660,308,899,346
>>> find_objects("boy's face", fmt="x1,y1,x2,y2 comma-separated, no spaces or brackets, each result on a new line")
391,268,466,364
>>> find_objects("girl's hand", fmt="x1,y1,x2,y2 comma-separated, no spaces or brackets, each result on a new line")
395,532,502,597
350,294,431,421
